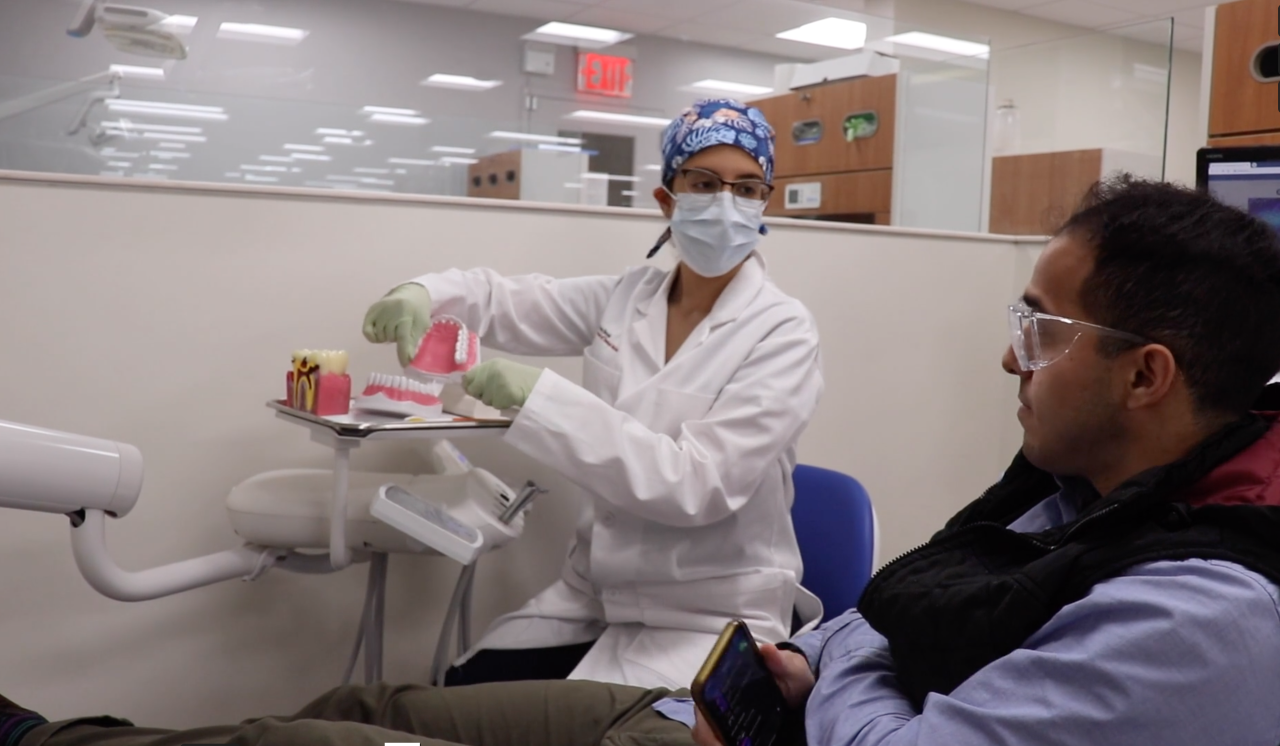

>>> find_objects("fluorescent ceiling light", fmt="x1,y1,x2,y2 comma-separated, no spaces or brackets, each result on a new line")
140,132,205,142
776,18,867,50
538,143,584,153
323,136,352,144
290,153,332,161
155,142,186,149
421,73,503,91
388,157,436,165
217,22,309,44
101,120,202,133
688,79,773,96
291,167,302,173
327,175,394,185
100,148,140,157
884,31,989,58
159,15,198,35
440,156,479,165
431,146,476,154
367,113,429,125
354,167,390,174
244,174,279,183
581,172,640,182
104,100,228,121
242,164,288,172
361,105,419,116
524,21,633,48
565,110,670,128
284,143,324,151
488,130,582,145
316,128,364,136
106,161,132,168
149,150,189,159
109,64,165,80
260,155,292,162
147,163,178,170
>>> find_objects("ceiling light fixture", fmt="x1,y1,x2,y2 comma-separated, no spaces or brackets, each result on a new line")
776,18,868,50
101,120,202,134
289,153,332,161
488,131,583,145
284,143,325,152
421,73,503,91
367,113,429,125
522,21,633,49
388,157,437,165
439,156,479,165
316,128,364,136
217,22,309,44
537,143,585,153
687,79,773,96
361,105,420,116
431,146,476,154
564,110,670,127
108,64,166,80
883,31,989,58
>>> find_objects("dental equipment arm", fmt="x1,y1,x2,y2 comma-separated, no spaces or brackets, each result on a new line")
0,419,342,603
0,70,121,126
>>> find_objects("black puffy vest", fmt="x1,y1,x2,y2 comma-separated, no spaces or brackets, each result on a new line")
856,414,1280,710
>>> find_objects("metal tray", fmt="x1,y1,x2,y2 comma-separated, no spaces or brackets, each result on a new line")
268,400,510,438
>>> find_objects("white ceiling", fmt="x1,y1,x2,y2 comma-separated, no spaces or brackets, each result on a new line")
392,0,1210,59
961,0,1210,52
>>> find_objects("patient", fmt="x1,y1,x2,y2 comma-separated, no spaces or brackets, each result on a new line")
7,176,1280,746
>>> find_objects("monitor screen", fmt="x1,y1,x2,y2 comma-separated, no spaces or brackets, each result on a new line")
1198,147,1280,234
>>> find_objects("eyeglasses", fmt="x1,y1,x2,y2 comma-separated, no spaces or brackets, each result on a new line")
678,167,773,207
1008,302,1149,372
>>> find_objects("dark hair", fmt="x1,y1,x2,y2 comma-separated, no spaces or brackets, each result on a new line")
1058,174,1280,416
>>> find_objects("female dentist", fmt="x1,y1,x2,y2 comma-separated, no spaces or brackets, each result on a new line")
362,99,824,690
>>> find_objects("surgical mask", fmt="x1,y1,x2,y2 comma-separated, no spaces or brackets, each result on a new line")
666,191,766,278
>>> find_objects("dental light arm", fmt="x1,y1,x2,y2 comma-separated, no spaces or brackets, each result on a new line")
0,70,121,126
0,419,341,602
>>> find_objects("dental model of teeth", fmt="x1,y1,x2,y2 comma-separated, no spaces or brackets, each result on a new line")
406,315,480,383
353,373,445,419
286,349,351,417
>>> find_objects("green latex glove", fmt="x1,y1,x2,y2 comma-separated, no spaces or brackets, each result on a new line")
463,359,544,410
362,283,433,367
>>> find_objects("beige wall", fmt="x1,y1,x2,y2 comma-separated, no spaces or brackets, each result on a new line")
0,174,1041,727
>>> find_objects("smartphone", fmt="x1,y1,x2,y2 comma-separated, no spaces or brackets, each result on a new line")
691,620,793,746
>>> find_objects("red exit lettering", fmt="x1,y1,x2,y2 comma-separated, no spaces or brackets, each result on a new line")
576,53,633,98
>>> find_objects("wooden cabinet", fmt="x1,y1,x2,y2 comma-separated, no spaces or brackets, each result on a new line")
750,75,896,179
989,149,1103,235
466,150,521,200
1208,132,1280,148
765,170,891,222
1209,0,1280,139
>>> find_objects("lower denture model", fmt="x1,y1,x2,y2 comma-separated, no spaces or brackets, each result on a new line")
353,373,444,419
287,349,351,417
405,315,480,383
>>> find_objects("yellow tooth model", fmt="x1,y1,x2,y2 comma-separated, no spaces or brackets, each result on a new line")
286,349,351,416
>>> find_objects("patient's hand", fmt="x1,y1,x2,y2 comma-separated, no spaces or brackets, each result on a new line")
692,645,815,746
761,644,816,708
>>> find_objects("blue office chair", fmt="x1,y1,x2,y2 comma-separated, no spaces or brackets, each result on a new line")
791,464,879,624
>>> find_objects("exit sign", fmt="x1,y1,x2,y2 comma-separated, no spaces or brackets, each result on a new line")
577,52,633,98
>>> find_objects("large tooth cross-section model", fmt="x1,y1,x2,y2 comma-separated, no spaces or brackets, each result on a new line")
286,349,351,416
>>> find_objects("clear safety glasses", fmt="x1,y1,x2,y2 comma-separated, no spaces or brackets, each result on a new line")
678,167,772,211
1008,302,1149,372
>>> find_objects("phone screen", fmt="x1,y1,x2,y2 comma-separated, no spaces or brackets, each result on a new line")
697,623,790,746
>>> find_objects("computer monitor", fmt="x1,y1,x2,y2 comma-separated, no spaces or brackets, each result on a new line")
1197,146,1280,233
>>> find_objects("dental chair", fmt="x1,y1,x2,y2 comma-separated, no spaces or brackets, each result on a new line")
791,464,880,623
0,418,538,687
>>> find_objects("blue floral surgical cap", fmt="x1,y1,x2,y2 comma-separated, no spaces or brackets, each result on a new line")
660,98,775,186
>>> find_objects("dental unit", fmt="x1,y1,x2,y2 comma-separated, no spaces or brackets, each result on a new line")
1,328,541,686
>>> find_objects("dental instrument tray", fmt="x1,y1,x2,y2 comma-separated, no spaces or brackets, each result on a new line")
267,399,510,439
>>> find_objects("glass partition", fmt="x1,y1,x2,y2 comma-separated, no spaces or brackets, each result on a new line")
0,0,1172,234
983,18,1174,234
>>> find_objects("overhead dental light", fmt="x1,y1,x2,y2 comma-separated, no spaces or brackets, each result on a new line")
67,1,189,60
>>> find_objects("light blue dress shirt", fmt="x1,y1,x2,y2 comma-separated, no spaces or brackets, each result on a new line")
656,488,1280,745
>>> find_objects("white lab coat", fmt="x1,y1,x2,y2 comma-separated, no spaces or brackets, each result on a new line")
412,252,825,689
